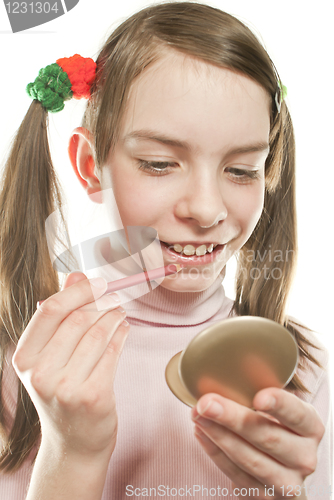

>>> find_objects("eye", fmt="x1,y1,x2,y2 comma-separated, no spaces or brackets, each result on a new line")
225,167,260,184
136,160,177,176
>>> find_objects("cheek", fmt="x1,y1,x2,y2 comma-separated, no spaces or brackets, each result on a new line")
227,182,265,234
111,173,170,226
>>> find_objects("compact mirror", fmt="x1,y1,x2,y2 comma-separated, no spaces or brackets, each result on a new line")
165,316,299,408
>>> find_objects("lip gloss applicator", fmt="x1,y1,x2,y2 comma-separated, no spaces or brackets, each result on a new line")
37,264,183,308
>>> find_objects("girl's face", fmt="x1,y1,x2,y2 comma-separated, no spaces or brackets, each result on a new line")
100,50,271,292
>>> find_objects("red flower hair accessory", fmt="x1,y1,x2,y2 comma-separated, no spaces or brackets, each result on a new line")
56,54,97,100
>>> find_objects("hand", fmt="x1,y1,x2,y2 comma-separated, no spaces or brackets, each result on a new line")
12,272,129,460
191,388,325,499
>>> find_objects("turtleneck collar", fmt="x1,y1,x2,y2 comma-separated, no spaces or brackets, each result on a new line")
125,272,227,327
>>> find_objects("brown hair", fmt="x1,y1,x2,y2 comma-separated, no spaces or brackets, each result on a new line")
0,1,320,473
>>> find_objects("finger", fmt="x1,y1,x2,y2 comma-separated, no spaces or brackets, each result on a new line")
85,318,130,389
192,393,315,473
14,277,108,362
63,271,87,290
36,271,90,308
35,271,87,308
193,426,267,496
39,293,122,371
253,388,325,440
62,271,87,289
63,307,127,384
193,415,298,489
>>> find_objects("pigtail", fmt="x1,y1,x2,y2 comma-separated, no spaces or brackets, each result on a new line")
233,103,321,392
0,100,68,472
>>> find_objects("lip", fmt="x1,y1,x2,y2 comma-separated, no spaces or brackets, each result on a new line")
160,240,225,266
162,241,221,247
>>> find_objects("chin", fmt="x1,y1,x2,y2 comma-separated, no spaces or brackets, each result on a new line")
159,269,222,293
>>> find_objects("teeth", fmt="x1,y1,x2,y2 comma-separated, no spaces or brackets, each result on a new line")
195,245,207,256
183,244,196,256
173,244,183,253
172,243,218,256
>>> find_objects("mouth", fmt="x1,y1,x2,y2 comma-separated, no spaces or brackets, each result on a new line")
159,240,225,266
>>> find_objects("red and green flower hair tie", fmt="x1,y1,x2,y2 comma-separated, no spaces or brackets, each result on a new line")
26,54,97,113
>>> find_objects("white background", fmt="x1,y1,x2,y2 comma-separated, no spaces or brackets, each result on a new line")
0,1,333,393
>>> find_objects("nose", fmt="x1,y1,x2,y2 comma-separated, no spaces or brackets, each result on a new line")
174,169,228,228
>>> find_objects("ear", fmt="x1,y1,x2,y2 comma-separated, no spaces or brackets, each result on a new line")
68,127,103,203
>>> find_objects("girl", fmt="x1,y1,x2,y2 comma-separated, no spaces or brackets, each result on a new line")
0,2,331,499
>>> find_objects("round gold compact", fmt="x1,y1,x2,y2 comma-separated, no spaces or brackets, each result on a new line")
165,316,299,408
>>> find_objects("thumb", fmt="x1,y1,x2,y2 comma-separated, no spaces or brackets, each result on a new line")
62,271,88,290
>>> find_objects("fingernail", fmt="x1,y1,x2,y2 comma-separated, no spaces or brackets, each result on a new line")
89,277,107,289
267,397,276,410
121,320,129,327
117,307,126,314
204,401,223,418
193,416,212,428
108,293,121,303
260,396,276,411
105,294,122,307
192,403,209,421
194,426,212,444
194,425,204,437
197,400,223,418
94,293,121,311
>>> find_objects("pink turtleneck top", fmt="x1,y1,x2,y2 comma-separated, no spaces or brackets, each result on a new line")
0,278,332,499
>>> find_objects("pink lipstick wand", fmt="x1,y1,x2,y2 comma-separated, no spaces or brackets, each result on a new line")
37,264,183,308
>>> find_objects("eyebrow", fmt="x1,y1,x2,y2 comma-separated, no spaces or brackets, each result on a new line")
123,129,270,156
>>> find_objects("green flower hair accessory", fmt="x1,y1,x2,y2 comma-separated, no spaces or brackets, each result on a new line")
280,83,288,100
275,81,288,114
26,63,73,113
